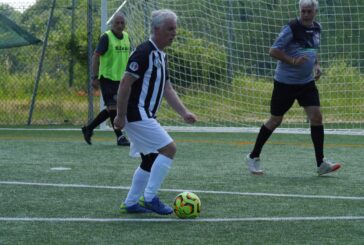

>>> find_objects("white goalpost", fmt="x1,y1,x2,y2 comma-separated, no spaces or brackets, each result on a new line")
102,0,364,135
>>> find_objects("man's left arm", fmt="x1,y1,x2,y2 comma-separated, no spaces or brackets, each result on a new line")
164,80,197,124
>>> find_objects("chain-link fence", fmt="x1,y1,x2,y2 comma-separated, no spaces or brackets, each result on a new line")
0,0,101,127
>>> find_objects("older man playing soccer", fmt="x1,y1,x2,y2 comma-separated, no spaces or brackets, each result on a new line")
82,11,130,146
114,9,197,214
245,0,341,176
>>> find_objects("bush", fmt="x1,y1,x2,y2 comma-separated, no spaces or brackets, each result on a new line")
168,28,228,90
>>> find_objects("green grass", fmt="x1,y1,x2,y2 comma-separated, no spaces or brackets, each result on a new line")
0,129,363,244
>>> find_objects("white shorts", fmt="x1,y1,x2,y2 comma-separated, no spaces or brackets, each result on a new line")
124,118,173,157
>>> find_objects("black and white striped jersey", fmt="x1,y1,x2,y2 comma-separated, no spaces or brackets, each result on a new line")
125,39,169,122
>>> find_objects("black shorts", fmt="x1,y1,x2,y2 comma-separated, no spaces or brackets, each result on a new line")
99,76,120,107
270,80,320,116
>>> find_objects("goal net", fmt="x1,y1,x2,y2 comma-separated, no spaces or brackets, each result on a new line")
104,0,364,134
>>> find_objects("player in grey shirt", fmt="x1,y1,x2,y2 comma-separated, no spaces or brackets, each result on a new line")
245,0,341,176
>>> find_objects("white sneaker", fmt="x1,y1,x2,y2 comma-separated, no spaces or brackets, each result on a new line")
246,154,264,175
317,159,341,176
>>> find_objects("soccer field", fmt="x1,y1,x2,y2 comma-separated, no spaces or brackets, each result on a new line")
0,129,363,244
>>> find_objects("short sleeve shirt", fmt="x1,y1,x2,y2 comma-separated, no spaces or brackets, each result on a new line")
272,19,321,84
125,39,169,122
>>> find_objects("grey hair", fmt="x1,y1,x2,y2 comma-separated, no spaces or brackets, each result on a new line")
150,9,177,34
299,0,319,10
111,11,126,24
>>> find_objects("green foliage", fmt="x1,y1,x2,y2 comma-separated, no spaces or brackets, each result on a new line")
320,60,363,97
159,63,364,127
168,28,228,89
166,74,272,126
16,0,101,91
1,71,34,98
318,60,364,120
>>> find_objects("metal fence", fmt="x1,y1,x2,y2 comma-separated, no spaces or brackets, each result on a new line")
0,0,100,127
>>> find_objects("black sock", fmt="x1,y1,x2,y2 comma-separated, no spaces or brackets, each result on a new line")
87,109,109,130
311,125,324,167
108,110,122,137
250,125,273,158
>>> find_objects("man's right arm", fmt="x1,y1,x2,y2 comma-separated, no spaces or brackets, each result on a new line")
269,48,292,64
91,34,108,89
91,53,100,87
113,73,137,130
269,48,307,65
269,25,307,66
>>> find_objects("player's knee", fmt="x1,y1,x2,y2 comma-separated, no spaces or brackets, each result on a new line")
266,116,282,129
310,113,322,125
170,142,177,155
272,120,282,128
158,142,176,159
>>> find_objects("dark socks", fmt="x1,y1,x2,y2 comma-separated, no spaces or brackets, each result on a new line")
311,125,324,167
108,110,123,137
87,109,109,130
250,125,273,158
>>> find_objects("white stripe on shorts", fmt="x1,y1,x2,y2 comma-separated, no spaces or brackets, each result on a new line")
124,118,173,157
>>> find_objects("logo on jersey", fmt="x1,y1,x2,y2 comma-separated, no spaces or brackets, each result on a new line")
129,62,139,72
115,45,129,52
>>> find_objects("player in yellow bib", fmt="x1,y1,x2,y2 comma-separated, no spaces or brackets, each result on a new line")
82,11,131,146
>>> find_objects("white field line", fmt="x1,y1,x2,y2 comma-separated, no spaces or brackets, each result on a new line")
1,181,364,201
1,216,364,223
